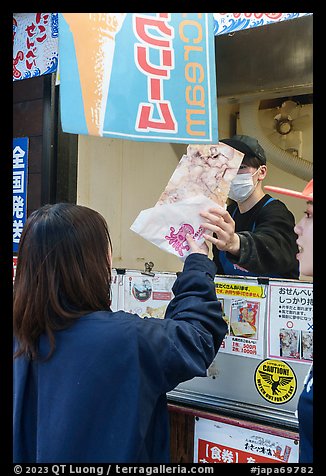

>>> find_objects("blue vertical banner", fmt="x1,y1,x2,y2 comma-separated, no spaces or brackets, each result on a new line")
58,13,218,144
13,137,29,253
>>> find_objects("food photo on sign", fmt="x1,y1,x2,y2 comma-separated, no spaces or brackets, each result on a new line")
130,142,243,259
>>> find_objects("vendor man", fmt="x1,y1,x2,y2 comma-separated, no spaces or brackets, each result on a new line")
201,134,299,279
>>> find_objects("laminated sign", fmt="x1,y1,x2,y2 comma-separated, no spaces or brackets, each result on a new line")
194,417,299,463
212,277,267,359
130,143,243,259
267,282,313,363
58,13,218,143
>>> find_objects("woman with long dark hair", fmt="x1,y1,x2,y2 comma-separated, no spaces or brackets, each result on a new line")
13,202,227,463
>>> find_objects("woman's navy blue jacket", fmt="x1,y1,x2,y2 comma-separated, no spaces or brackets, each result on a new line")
13,253,227,463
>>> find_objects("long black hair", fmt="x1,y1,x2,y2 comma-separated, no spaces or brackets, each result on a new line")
13,203,113,360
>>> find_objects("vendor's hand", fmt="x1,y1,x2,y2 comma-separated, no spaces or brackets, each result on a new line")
186,233,209,256
199,206,240,256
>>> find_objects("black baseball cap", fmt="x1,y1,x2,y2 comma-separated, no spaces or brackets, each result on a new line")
221,134,266,165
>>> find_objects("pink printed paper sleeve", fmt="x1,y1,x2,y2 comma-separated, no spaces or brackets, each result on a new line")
130,142,243,259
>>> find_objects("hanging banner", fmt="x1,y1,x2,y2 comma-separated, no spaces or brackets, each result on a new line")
13,138,29,253
213,13,312,36
58,13,218,144
13,13,58,81
13,13,311,81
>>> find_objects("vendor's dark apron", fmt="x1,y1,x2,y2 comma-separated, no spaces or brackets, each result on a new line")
219,197,281,278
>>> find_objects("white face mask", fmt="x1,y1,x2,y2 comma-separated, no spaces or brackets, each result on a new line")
228,168,260,203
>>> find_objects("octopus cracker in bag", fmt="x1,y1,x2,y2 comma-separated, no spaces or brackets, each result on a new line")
131,143,243,259
157,143,243,207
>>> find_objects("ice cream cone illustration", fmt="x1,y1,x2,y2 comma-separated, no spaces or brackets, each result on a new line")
62,13,126,136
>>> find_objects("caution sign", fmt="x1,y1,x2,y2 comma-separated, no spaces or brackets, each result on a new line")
254,359,297,404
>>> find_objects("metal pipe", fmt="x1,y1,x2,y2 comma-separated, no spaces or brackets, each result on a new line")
239,100,312,181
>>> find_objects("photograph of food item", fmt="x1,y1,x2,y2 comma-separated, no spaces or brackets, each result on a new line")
239,305,258,329
301,331,313,361
141,304,168,319
230,301,259,338
230,320,256,337
131,278,152,302
279,328,300,359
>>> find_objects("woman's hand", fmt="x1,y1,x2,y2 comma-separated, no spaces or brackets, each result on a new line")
200,206,240,256
186,233,209,256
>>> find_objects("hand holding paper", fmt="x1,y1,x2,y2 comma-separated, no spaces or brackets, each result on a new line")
185,233,209,256
200,206,241,256
130,195,216,260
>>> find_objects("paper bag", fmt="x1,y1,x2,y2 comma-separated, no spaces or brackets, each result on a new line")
130,195,218,260
130,142,243,259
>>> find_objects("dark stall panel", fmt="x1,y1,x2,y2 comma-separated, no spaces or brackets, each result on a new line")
169,405,194,463
55,86,78,204
215,15,313,102
13,74,78,217
13,75,50,215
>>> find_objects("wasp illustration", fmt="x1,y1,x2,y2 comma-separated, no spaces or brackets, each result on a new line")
259,371,293,395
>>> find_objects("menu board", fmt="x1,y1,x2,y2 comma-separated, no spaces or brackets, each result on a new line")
110,269,177,319
213,277,268,360
267,282,313,363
